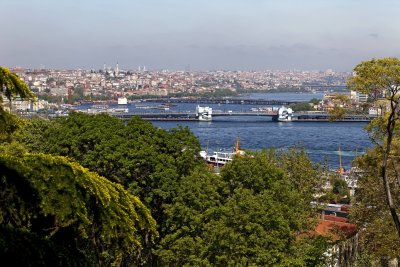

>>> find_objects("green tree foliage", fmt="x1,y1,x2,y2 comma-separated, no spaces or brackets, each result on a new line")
17,113,202,233
347,57,400,238
157,151,328,266
0,153,157,266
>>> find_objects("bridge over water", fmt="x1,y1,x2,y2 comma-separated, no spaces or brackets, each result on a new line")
112,110,279,121
109,108,375,122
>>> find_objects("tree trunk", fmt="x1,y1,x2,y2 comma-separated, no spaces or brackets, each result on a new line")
382,101,400,238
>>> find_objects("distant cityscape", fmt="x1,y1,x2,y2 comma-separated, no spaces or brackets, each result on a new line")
8,65,350,105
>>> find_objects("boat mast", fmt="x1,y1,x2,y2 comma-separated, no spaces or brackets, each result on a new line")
338,145,343,175
235,137,240,154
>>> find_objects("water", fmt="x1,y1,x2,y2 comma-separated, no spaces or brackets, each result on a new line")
78,92,371,169
152,120,370,170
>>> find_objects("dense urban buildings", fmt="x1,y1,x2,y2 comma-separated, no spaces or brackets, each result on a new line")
9,66,350,104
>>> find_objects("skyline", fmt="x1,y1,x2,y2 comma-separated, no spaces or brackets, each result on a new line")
1,0,399,71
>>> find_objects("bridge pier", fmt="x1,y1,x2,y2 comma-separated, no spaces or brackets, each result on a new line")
196,105,213,121
277,106,293,122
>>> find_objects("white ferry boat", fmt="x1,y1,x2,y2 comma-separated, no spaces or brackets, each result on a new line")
200,139,245,167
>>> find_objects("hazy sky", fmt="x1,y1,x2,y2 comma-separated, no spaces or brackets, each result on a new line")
1,0,399,71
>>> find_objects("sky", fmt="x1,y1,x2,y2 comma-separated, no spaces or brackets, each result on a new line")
1,0,399,71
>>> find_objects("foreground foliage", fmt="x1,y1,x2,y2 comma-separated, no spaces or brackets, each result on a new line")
0,152,157,266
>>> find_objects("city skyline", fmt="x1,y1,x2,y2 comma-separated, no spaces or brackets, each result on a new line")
1,0,399,71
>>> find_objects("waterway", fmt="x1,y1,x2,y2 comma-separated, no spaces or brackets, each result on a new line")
152,92,370,170
80,92,371,169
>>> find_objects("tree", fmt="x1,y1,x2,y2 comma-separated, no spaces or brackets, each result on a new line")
0,66,35,110
157,151,329,266
0,152,157,266
347,57,400,238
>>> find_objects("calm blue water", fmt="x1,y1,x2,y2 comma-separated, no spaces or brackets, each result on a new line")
152,120,370,170
79,92,371,169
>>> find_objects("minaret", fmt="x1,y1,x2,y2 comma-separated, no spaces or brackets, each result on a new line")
103,62,106,72
116,62,119,77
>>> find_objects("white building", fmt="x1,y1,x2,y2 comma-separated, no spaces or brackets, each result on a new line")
350,90,368,103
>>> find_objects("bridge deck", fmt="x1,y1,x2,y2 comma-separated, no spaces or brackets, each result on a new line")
107,111,375,122
111,111,278,119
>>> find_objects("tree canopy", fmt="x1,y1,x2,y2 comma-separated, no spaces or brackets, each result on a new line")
157,151,328,266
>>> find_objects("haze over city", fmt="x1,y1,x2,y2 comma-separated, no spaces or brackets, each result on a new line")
1,0,399,71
